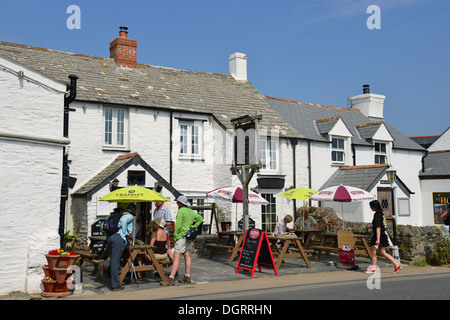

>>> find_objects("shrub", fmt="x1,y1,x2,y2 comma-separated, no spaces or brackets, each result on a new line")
431,238,450,266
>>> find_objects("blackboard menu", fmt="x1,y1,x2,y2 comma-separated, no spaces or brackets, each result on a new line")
236,229,277,277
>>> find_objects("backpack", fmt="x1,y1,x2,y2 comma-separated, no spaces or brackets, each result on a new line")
101,212,121,236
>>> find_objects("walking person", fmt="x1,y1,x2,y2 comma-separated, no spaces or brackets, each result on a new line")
365,200,402,274
160,195,203,286
102,204,136,290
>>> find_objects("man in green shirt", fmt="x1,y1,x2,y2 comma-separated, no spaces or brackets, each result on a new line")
160,195,203,286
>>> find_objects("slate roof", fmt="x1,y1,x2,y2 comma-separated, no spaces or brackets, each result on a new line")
320,164,388,191
72,153,181,199
0,41,301,139
320,164,414,196
409,135,440,149
265,96,425,151
420,151,450,177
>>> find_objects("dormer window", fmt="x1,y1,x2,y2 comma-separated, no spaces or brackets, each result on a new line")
331,136,345,163
374,141,387,164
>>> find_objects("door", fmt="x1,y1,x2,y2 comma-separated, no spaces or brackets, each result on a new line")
377,188,393,222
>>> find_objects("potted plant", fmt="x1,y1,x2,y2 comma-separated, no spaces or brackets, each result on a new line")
41,249,79,298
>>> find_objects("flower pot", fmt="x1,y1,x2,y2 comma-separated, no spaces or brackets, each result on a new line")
50,268,73,283
45,254,79,269
221,222,231,231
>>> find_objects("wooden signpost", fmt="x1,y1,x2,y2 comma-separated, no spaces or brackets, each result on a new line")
236,228,277,277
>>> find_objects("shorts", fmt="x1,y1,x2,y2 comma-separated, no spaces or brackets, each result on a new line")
174,237,192,253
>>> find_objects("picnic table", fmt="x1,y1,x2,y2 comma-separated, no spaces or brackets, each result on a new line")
294,229,323,250
119,244,171,283
76,236,108,269
311,232,371,262
206,231,244,262
267,235,312,269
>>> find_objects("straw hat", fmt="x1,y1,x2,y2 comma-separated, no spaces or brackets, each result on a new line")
152,217,166,228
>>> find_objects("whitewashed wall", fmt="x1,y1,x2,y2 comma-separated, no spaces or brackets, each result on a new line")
0,57,67,294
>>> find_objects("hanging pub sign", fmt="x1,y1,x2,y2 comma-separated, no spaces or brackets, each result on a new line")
236,228,277,277
433,192,450,224
231,115,261,168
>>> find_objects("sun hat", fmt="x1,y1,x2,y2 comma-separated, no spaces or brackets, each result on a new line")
176,195,190,207
152,217,166,228
284,214,293,222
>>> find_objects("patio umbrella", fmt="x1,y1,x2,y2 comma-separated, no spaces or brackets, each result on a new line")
99,186,169,244
277,187,317,200
309,184,376,228
98,186,169,203
278,187,317,228
206,186,268,229
206,186,268,205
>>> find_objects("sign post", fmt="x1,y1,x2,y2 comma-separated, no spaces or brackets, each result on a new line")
236,228,277,277
231,115,262,232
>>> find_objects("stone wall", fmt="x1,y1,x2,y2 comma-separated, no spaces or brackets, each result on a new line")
312,207,450,264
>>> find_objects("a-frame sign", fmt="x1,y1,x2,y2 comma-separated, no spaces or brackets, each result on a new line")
236,228,278,277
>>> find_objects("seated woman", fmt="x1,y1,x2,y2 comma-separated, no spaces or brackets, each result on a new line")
150,217,169,261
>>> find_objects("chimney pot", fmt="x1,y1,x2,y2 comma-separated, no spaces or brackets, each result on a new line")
363,84,370,94
119,26,128,38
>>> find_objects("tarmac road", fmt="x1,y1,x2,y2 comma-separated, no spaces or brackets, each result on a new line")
67,264,450,300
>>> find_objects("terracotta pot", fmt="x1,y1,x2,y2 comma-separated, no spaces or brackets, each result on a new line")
41,279,72,293
45,254,79,268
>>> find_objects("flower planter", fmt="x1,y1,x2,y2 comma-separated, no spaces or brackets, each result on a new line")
42,250,79,298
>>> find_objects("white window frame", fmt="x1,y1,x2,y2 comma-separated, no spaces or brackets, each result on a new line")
179,120,203,160
103,106,128,149
331,136,345,164
261,193,277,234
397,198,410,217
259,138,278,172
374,141,388,164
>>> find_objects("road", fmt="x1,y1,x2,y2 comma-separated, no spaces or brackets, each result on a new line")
68,265,450,301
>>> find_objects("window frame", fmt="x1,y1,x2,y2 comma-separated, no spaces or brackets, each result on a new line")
259,138,279,172
261,193,277,234
178,120,203,160
331,136,345,164
103,106,128,150
374,141,388,164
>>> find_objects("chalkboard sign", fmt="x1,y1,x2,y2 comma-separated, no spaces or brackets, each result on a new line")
236,228,277,277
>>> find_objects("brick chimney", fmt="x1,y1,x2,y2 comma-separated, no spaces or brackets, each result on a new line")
110,26,137,68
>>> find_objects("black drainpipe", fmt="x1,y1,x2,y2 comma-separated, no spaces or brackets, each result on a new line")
421,151,428,173
59,74,78,247
169,111,173,185
290,138,298,218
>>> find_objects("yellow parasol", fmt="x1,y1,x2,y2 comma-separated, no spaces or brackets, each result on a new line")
277,187,317,200
98,186,169,203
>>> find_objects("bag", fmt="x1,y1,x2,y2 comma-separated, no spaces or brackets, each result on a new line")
101,212,121,236
186,227,198,241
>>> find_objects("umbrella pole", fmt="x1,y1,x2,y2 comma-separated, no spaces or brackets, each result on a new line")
341,202,344,230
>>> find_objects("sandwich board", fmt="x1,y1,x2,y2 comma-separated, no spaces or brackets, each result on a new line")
236,228,277,277
338,230,356,265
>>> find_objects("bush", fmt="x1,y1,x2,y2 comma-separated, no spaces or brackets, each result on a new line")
431,238,450,266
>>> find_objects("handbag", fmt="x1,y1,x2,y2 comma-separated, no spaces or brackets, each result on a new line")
186,226,198,241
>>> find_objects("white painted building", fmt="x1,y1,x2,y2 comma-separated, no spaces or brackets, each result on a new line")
0,56,69,294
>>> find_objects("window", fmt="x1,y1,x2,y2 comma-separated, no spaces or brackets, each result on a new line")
375,142,387,164
398,198,410,217
260,139,278,171
331,137,345,163
179,121,202,158
261,193,277,233
104,107,127,148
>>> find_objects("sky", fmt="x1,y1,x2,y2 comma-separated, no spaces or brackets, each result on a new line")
1,0,449,137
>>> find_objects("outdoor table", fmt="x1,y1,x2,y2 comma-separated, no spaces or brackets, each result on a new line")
294,229,323,249
119,244,170,284
312,233,370,262
76,235,107,268
267,235,312,269
207,231,244,262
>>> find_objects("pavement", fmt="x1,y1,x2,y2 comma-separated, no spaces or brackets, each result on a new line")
3,251,449,300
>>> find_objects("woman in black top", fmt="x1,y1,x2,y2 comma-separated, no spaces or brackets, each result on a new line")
366,200,402,274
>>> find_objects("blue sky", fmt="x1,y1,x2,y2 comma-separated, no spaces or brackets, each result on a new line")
1,0,449,137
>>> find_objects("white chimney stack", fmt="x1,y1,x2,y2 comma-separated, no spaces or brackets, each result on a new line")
229,52,247,82
349,85,386,119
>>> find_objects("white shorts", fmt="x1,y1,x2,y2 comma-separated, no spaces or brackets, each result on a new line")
174,237,192,253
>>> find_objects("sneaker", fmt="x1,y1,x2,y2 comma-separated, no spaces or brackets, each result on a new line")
393,265,402,273
178,275,191,283
364,268,376,274
160,277,175,286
